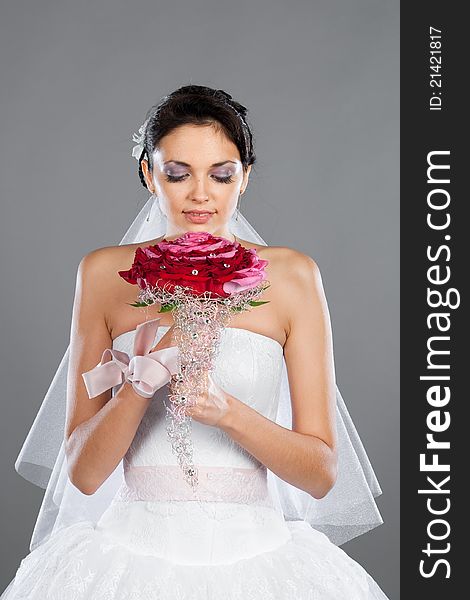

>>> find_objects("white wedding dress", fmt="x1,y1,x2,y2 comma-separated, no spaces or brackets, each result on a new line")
1,325,390,599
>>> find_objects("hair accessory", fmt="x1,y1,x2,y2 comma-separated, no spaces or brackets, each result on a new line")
131,118,150,161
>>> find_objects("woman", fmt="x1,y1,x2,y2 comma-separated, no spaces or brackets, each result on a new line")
1,85,390,598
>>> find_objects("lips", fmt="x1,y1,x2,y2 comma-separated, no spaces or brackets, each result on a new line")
183,210,214,223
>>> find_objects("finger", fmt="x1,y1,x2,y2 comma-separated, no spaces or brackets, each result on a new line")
185,404,196,418
186,395,203,416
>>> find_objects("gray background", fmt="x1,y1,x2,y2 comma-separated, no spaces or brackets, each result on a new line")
0,0,399,598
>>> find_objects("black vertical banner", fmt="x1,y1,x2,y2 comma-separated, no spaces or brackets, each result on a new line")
401,3,464,597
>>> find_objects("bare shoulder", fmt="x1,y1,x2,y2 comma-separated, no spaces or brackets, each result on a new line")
247,240,320,283
77,241,143,329
272,246,317,270
277,247,321,288
249,242,323,334
78,242,136,289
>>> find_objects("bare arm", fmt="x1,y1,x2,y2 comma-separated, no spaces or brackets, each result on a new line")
64,249,174,495
219,252,338,499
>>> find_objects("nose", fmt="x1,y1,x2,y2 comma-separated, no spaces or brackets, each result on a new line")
189,176,210,202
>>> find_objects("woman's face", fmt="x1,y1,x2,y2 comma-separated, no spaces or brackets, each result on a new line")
141,123,251,241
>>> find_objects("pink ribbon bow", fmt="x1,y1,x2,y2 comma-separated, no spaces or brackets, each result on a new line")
82,318,179,399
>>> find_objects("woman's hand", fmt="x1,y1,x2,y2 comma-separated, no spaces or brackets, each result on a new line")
185,371,234,428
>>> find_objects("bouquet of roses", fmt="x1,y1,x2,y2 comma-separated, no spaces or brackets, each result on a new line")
118,231,270,488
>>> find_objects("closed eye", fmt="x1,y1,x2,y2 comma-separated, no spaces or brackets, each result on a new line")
164,173,235,184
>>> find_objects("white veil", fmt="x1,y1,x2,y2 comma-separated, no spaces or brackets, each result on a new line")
14,194,383,551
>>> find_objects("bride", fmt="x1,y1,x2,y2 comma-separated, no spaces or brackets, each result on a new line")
1,85,390,598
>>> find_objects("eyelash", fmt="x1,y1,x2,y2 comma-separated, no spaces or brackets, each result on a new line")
164,174,235,184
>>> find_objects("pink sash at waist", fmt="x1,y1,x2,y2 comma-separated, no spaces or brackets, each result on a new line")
113,464,274,507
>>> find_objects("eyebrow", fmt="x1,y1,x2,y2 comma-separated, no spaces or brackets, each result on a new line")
163,160,237,168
